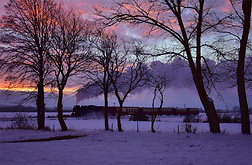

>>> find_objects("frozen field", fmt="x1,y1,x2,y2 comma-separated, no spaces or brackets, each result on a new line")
0,112,251,165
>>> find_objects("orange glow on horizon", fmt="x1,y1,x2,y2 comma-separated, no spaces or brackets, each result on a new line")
0,82,78,95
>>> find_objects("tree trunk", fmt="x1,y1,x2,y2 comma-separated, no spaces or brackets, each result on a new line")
57,89,68,131
36,80,45,130
151,89,156,132
151,120,155,133
237,0,251,135
176,3,220,133
186,45,220,133
198,88,220,133
196,0,219,133
151,101,163,133
36,50,45,130
117,102,123,132
104,89,109,130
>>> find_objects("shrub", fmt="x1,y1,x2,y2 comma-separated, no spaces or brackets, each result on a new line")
232,117,241,123
218,113,241,123
183,115,194,123
183,115,201,123
182,123,197,134
44,126,52,131
220,114,232,123
10,112,36,130
129,113,149,121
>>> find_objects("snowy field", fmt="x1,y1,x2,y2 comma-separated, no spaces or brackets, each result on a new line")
0,112,251,165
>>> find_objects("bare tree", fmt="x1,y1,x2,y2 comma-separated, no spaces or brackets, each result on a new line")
237,0,251,134
210,0,251,134
84,28,117,130
0,0,57,130
148,61,173,132
95,0,225,132
108,41,149,131
49,5,92,131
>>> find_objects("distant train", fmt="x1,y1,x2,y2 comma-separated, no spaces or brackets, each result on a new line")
71,105,199,117
72,105,118,117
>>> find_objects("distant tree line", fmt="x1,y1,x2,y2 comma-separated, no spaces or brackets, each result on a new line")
0,105,37,112
0,105,72,112
0,0,251,134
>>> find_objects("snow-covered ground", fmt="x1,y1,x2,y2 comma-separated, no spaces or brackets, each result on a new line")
0,113,251,165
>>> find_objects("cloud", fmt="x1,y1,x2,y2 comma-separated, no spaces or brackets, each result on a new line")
76,57,252,109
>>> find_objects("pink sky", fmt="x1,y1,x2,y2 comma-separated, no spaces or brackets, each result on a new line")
0,0,8,16
0,0,102,16
0,0,233,19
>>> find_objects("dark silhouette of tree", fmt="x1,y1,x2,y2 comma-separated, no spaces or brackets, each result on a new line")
0,0,57,130
49,5,92,131
237,0,251,134
77,37,149,132
148,61,173,132
108,41,149,131
83,28,117,131
211,0,251,134
95,0,226,133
